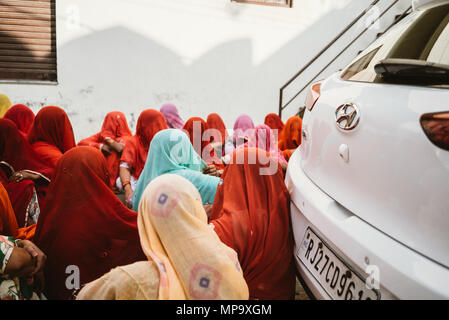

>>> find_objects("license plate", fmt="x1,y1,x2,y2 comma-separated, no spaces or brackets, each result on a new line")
297,228,380,300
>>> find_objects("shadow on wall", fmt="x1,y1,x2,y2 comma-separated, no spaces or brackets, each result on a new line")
4,0,368,138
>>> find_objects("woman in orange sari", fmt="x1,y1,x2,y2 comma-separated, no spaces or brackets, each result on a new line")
183,117,224,172
0,183,35,240
4,104,35,137
78,111,132,190
28,106,76,168
278,116,302,162
34,147,145,300
0,119,52,228
209,148,296,300
119,109,168,208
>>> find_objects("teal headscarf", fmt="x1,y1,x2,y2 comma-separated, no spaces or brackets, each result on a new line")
132,129,221,210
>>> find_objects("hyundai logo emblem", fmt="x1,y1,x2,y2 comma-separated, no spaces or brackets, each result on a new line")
335,103,360,131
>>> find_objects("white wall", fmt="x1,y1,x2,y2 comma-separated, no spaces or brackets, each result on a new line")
0,0,411,140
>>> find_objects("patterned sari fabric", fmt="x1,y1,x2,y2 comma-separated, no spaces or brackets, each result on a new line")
264,113,285,132
160,103,184,129
34,147,145,300
278,116,302,162
120,109,167,180
210,148,296,300
183,117,223,168
3,104,35,137
27,106,76,168
77,174,249,300
0,119,52,225
0,94,11,118
78,111,132,188
0,235,41,300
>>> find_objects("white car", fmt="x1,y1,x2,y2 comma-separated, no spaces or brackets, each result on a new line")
285,0,449,300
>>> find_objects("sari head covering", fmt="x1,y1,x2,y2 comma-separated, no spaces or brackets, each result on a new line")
0,119,53,178
34,146,145,300
182,117,222,167
120,109,167,179
132,129,219,210
4,104,35,136
78,111,132,188
0,119,52,227
232,114,254,146
135,174,248,299
206,113,228,144
0,182,36,240
278,116,302,162
160,103,184,129
210,148,296,300
28,106,76,167
264,113,285,132
0,94,12,118
244,124,287,166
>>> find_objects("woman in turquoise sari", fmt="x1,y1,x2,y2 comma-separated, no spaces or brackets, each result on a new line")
132,129,221,211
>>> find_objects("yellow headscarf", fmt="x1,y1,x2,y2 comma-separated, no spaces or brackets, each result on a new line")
0,94,12,118
138,173,249,300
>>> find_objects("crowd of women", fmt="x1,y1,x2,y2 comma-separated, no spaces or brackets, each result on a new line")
0,93,303,300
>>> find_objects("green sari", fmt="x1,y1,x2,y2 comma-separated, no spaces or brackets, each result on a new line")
132,129,220,210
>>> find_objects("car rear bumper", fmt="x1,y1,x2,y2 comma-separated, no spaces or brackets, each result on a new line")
285,149,449,300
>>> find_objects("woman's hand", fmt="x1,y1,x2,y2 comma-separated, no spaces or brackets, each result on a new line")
9,170,40,183
16,240,46,276
124,185,133,209
100,144,112,155
104,138,124,154
16,240,47,290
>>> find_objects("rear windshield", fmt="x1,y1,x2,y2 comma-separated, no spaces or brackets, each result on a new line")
341,3,449,86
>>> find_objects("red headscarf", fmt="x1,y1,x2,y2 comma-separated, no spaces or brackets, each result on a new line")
3,104,35,136
183,117,224,168
0,119,53,227
278,116,302,162
120,109,167,179
264,113,285,132
34,147,145,300
28,106,76,168
0,119,53,178
206,113,228,144
210,148,296,300
78,112,132,188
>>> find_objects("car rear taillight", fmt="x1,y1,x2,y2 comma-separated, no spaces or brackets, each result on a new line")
305,81,322,111
420,112,449,151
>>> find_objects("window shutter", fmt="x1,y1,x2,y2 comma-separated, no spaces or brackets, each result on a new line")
0,0,56,82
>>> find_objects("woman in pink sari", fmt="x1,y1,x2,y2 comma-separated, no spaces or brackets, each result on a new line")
160,103,184,129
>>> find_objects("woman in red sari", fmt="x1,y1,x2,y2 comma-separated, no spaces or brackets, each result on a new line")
278,116,302,162
34,146,145,300
119,109,167,208
78,111,132,190
209,148,296,300
0,119,52,228
264,113,285,132
28,106,76,168
206,113,228,157
183,117,224,172
3,104,35,137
